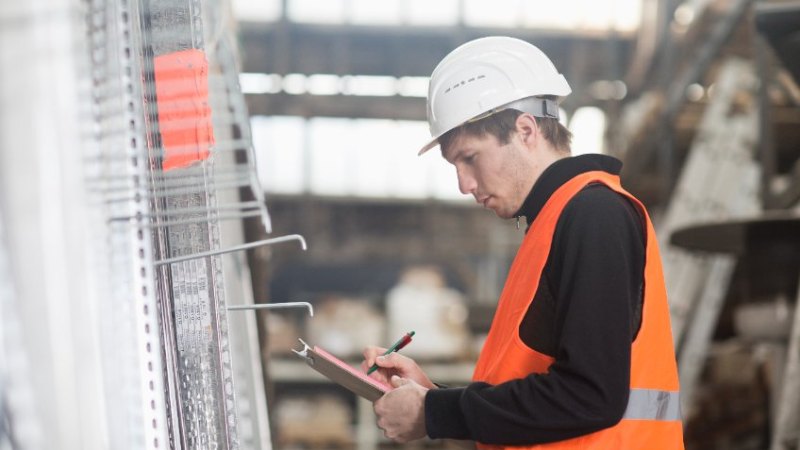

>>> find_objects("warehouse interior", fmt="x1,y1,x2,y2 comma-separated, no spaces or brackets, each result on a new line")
1,0,799,449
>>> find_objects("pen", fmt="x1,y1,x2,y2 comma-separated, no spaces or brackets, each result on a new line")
366,331,415,375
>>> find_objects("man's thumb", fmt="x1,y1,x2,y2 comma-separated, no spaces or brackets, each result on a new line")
390,375,408,387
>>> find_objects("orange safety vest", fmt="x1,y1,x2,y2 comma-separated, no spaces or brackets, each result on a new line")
473,171,684,450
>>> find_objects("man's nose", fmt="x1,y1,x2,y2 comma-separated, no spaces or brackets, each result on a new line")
457,170,477,195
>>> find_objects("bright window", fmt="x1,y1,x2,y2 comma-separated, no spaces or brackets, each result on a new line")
241,73,428,98
569,107,607,156
233,0,641,32
287,0,346,24
464,0,521,27
308,118,352,195
351,0,401,25
250,116,467,201
232,0,281,21
251,116,306,194
406,0,459,26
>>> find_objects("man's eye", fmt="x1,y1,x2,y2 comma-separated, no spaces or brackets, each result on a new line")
464,154,476,163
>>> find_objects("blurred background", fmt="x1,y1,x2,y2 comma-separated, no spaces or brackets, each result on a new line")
1,0,799,449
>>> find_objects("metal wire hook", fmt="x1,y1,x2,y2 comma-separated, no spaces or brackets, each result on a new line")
227,301,314,317
154,234,307,266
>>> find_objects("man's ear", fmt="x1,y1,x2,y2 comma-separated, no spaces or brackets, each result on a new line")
515,113,539,147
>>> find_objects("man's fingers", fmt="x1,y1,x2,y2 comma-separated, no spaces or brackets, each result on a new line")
362,346,388,366
390,375,409,387
375,353,400,369
379,352,410,367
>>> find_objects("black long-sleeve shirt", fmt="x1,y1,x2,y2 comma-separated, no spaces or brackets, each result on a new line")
425,154,646,445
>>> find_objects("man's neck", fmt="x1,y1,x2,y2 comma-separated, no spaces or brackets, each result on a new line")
527,143,568,192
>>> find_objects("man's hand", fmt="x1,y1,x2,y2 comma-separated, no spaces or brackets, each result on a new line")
361,346,435,389
374,375,428,443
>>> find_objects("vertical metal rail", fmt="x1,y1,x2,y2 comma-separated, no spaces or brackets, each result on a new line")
771,272,800,450
86,0,173,447
676,256,737,415
0,1,121,448
0,209,44,449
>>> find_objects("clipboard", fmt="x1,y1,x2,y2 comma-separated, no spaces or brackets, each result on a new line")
292,339,391,401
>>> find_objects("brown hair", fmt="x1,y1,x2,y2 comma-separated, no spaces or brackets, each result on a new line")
438,98,572,155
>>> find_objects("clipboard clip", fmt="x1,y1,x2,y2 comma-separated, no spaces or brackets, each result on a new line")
292,338,314,365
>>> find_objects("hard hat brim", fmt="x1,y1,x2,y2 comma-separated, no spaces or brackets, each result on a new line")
418,138,439,156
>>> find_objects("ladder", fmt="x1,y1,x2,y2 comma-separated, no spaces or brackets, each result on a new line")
660,58,800,448
657,58,762,412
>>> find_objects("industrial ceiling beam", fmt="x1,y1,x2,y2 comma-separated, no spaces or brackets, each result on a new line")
245,92,425,120
237,22,635,81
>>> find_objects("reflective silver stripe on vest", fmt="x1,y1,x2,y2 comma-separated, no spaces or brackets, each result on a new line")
623,389,682,421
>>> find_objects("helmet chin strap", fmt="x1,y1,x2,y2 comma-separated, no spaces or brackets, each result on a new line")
503,97,561,120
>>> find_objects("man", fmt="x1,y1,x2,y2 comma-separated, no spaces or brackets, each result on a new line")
362,36,684,449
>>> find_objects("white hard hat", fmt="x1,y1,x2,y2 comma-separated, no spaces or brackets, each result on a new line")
419,36,571,155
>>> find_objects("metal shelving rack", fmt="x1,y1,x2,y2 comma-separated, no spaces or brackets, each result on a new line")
0,0,303,448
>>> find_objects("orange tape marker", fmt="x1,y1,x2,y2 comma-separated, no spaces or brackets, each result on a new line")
153,49,214,171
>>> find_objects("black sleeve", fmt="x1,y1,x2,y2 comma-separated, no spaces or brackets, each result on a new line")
425,185,645,445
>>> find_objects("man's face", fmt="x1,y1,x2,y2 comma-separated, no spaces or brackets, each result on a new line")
442,132,536,219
